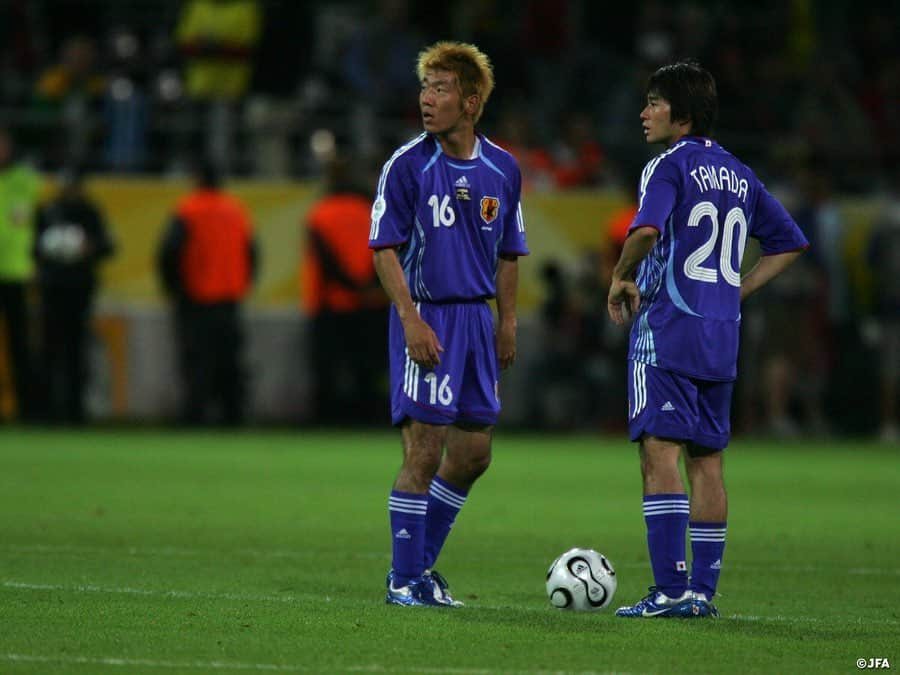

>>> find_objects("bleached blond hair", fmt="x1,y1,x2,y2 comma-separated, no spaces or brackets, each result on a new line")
415,41,495,123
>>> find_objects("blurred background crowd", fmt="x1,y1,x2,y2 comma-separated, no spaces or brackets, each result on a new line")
0,0,897,441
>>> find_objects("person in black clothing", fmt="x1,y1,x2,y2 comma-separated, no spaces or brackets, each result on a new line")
157,162,259,427
302,157,388,425
33,168,115,424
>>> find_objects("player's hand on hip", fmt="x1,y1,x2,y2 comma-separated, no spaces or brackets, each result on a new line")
496,320,517,370
607,279,640,326
402,315,443,369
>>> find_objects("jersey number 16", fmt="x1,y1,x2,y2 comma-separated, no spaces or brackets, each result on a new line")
428,194,456,228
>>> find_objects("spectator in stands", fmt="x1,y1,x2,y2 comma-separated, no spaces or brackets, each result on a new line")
549,112,606,189
157,161,258,426
753,169,831,438
175,0,263,171
340,0,422,159
33,35,106,110
301,156,389,425
494,106,554,193
33,167,115,424
32,35,106,169
867,170,900,442
175,0,262,102
0,127,41,422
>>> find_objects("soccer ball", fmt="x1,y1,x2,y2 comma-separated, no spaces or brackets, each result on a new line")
546,548,617,611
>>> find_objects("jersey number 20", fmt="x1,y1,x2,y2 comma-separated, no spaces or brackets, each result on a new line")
683,201,748,287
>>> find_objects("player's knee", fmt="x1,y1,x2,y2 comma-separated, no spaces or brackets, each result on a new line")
399,453,442,490
465,451,492,480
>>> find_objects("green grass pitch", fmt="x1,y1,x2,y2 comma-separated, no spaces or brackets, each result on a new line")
1,429,897,674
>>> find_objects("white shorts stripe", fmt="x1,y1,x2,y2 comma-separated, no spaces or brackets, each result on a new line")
632,362,648,419
403,351,420,402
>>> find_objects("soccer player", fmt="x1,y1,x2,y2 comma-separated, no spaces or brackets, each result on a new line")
607,60,809,618
369,41,528,606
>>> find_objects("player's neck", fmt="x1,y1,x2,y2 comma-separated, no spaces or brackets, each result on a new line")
435,128,477,160
665,124,694,148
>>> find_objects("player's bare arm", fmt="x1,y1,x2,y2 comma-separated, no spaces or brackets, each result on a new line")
495,255,519,370
373,247,443,368
739,249,805,301
607,226,659,325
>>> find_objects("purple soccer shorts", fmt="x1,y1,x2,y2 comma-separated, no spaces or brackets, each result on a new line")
389,301,499,426
627,360,733,450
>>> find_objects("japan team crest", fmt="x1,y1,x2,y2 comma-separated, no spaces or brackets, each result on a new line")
480,196,500,224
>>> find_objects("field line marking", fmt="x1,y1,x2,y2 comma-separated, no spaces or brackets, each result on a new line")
2,580,305,605
0,543,388,560
0,653,616,675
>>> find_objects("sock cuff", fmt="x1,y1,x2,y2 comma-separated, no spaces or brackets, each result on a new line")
643,493,689,517
429,475,468,507
389,491,427,515
689,522,727,541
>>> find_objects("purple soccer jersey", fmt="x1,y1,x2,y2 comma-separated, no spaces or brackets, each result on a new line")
368,133,529,301
370,132,529,425
628,136,809,381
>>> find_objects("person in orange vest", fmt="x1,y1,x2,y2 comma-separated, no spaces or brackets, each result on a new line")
157,161,258,426
302,156,388,425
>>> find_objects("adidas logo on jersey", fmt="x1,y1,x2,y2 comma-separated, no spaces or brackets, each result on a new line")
661,401,676,412
710,559,722,570
394,528,411,540
455,175,471,201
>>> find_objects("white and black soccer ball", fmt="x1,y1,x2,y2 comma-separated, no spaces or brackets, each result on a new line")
546,547,617,611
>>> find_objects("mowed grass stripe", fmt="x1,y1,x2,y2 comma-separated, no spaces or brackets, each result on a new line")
5,543,900,578
7,579,899,628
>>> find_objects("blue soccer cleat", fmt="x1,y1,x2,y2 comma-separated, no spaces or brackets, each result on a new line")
687,591,719,618
426,569,464,607
384,570,452,607
615,586,717,618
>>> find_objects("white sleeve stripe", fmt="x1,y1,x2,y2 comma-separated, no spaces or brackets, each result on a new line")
371,133,428,240
639,141,688,210
375,133,427,200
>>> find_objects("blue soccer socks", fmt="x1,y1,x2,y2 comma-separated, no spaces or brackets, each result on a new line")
689,521,726,599
389,491,428,587
643,494,690,598
423,475,468,570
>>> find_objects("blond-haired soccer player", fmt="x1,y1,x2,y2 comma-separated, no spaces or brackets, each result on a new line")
369,42,528,606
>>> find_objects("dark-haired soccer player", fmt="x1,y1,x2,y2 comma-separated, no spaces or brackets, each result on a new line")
369,41,528,606
607,60,808,618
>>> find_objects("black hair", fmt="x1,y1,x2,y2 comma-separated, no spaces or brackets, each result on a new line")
647,60,717,137
195,160,222,189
